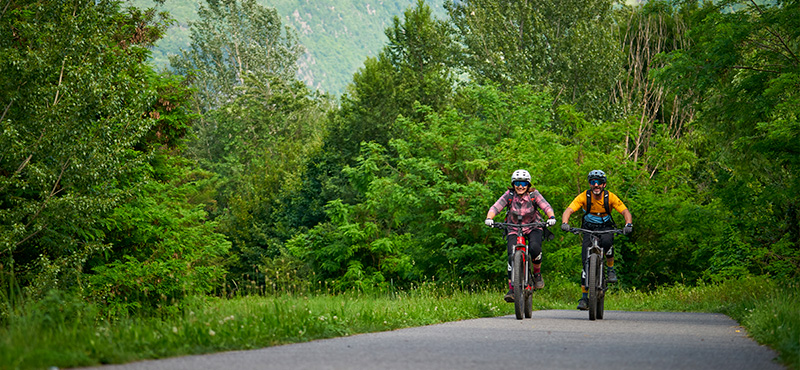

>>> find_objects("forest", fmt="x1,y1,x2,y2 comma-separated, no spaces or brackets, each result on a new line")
128,0,448,94
1,0,798,324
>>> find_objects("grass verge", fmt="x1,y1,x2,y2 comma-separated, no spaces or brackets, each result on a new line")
0,276,797,369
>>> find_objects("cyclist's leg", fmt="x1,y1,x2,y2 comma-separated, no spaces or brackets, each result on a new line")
599,230,614,261
598,225,617,282
580,232,592,287
527,229,544,288
527,229,543,265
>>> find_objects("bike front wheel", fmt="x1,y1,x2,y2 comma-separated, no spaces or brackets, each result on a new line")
597,270,606,320
588,254,600,321
513,250,525,320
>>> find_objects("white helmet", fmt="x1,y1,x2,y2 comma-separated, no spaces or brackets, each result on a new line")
511,169,531,186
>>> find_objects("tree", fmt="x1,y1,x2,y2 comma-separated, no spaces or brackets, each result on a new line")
169,0,305,114
654,0,800,278
169,0,332,289
613,1,697,165
445,0,622,118
290,0,457,231
0,0,171,291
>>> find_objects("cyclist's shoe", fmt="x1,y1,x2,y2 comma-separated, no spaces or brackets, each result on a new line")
577,297,589,310
533,273,544,289
607,267,618,284
504,289,514,303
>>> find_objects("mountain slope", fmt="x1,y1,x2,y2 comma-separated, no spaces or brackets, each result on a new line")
129,0,446,95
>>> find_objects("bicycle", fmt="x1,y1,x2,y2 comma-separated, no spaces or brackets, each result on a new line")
567,227,624,320
490,221,549,320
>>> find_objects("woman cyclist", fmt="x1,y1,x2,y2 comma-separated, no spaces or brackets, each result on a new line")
485,169,556,302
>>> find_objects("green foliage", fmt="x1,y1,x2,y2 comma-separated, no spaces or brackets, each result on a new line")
653,0,800,279
169,0,333,292
87,155,230,316
128,0,447,95
169,0,305,114
290,0,456,233
445,0,623,118
292,85,565,288
0,0,171,294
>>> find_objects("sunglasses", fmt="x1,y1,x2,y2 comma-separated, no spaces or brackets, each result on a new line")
513,181,529,187
589,180,605,186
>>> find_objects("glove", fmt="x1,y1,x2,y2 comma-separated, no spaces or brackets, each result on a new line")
485,218,494,227
560,222,570,232
546,216,556,227
623,223,633,235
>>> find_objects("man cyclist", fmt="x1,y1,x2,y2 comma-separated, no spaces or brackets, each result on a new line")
560,170,632,310
485,169,556,302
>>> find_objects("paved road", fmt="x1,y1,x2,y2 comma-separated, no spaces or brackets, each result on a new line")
78,310,784,370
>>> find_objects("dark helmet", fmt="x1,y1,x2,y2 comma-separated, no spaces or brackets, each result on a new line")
587,170,607,184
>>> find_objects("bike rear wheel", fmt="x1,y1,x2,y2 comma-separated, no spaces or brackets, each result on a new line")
524,275,533,318
597,269,606,320
513,250,525,320
588,254,600,321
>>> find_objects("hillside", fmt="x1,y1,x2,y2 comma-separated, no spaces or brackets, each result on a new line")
127,0,447,95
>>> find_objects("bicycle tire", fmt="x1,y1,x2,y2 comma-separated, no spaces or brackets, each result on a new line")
513,250,525,320
597,266,606,320
588,253,599,321
524,286,533,318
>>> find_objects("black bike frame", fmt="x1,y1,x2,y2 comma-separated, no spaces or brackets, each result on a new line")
569,227,623,320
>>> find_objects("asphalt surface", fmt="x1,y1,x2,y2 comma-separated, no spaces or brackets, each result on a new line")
76,310,785,370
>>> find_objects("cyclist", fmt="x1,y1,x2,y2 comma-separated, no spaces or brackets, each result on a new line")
560,169,633,310
485,169,556,302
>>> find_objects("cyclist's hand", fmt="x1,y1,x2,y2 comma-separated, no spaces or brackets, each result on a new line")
560,222,570,232
485,218,494,227
546,216,556,227
623,223,633,235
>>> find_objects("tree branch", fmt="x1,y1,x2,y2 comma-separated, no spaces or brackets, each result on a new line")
0,0,10,21
748,0,800,65
731,65,781,74
53,59,66,106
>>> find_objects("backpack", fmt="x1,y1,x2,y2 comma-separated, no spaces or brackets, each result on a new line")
582,189,612,225
584,189,610,215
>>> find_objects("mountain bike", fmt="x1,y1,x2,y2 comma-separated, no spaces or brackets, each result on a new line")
491,221,549,320
568,227,624,321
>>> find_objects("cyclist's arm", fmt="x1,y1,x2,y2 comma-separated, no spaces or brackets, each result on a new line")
486,191,511,220
532,190,555,218
621,209,632,225
561,207,575,224
561,193,584,224
608,192,632,224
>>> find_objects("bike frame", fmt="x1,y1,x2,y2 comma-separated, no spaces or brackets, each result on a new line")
492,221,548,320
514,233,530,289
569,227,623,321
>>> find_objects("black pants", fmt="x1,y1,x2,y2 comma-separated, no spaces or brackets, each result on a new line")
506,229,543,280
581,221,614,286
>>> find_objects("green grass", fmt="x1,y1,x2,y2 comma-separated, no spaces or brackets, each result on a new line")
1,277,797,370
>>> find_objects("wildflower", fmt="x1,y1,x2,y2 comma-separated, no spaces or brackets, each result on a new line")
209,329,216,336
172,327,178,333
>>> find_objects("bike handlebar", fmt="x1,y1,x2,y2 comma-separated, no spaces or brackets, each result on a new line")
492,221,549,229
568,227,624,236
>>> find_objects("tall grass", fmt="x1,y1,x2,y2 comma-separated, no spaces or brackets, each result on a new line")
1,277,797,370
